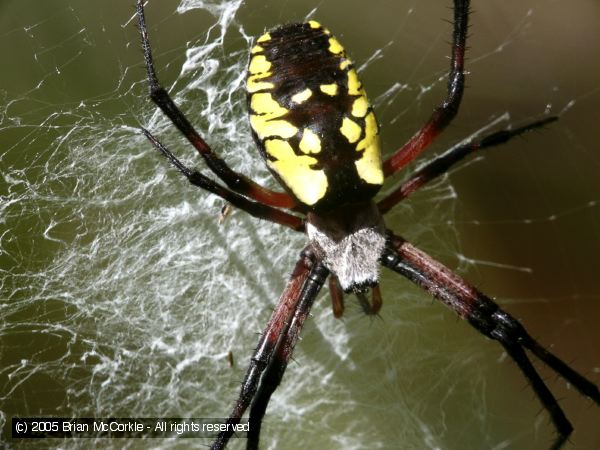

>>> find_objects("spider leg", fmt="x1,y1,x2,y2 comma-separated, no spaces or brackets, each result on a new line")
141,128,304,231
329,274,345,318
210,250,329,450
329,275,383,318
380,232,600,448
328,274,384,318
246,261,329,450
378,116,558,213
355,291,373,315
502,343,571,450
355,287,383,316
135,0,299,211
382,0,469,177
371,284,383,315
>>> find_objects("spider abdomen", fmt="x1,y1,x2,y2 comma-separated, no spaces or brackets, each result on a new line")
246,21,383,212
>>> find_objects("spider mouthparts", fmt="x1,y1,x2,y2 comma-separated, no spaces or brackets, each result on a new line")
346,279,377,295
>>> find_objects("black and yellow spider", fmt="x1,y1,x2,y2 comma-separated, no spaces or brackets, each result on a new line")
136,1,600,449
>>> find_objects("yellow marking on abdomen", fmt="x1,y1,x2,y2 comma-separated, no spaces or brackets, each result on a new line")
354,112,383,185
250,93,297,139
250,93,287,117
360,112,378,147
340,59,351,70
328,37,344,54
249,55,271,75
351,96,369,117
247,73,274,93
257,32,271,43
291,88,313,104
265,139,327,205
308,20,321,29
320,83,338,96
250,115,298,140
340,117,362,143
251,45,263,54
299,128,322,154
347,69,361,95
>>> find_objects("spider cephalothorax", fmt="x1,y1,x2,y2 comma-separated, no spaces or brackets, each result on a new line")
136,1,600,449
306,201,386,292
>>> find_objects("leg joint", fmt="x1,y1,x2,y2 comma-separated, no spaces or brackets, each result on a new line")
488,310,527,345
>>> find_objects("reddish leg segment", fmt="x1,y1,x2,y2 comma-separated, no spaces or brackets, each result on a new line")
382,0,469,177
328,275,345,318
246,262,329,449
210,250,329,450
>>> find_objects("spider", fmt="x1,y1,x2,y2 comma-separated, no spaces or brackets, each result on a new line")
135,1,600,449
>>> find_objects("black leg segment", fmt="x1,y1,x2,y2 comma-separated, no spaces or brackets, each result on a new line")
381,232,600,449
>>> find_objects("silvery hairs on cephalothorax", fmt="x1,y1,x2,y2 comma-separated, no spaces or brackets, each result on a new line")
306,222,386,292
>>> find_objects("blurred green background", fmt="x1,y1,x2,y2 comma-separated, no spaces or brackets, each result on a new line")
1,0,599,449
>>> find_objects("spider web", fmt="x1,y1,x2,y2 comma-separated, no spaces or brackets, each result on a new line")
1,1,600,449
